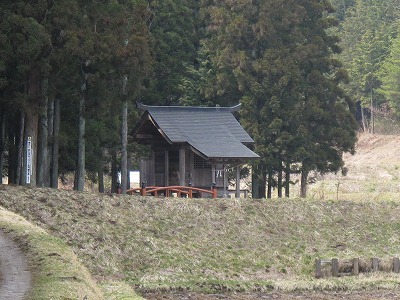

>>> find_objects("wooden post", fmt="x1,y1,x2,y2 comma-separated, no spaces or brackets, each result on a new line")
315,259,322,278
140,181,146,196
223,164,228,197
211,164,216,185
393,257,400,273
189,151,194,187
372,258,379,272
165,150,169,186
352,258,359,275
332,258,339,277
236,165,241,198
179,148,186,186
212,183,217,198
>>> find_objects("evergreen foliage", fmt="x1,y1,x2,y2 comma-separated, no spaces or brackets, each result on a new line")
139,0,202,105
0,0,369,198
338,0,400,110
379,34,400,115
199,0,357,197
0,0,151,190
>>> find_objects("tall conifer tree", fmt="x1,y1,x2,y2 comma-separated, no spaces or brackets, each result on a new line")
201,0,357,198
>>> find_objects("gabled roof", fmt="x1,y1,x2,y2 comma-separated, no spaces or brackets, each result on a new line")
134,103,259,160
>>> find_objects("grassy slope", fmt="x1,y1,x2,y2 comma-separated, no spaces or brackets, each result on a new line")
1,133,400,296
0,207,103,300
2,186,400,294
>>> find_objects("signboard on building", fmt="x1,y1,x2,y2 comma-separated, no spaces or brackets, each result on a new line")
26,136,32,184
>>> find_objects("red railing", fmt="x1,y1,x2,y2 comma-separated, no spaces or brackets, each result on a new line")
127,185,217,198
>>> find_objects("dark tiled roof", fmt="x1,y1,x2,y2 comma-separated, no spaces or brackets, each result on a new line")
135,103,259,160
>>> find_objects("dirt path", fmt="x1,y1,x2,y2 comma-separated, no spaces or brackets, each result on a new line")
0,230,32,300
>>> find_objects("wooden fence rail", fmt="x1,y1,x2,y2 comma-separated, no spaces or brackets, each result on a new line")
315,257,400,278
127,185,218,198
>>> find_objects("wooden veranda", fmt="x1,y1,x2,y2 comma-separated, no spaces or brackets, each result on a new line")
127,185,218,198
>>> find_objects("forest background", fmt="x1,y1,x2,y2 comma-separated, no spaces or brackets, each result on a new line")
0,0,399,198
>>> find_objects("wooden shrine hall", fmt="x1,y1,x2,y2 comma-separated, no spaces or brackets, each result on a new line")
132,103,259,198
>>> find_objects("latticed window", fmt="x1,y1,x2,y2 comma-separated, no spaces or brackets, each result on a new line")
194,154,211,169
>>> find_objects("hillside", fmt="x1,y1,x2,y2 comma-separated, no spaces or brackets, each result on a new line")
344,133,400,178
1,133,400,299
307,133,400,201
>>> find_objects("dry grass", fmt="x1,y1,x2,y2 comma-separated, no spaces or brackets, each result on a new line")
1,133,400,297
2,183,400,295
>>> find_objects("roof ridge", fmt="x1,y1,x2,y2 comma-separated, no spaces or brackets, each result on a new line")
136,102,241,112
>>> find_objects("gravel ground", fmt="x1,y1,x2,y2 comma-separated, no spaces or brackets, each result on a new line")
0,230,31,300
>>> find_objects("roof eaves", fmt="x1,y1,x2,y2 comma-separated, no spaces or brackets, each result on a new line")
188,144,208,160
146,113,173,144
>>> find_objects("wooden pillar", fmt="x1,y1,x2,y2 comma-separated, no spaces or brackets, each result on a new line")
352,258,359,275
165,150,169,186
223,164,228,198
235,165,240,198
315,259,322,278
211,164,216,185
179,148,186,186
189,152,194,186
331,258,339,277
393,257,400,273
372,258,379,272
150,151,155,186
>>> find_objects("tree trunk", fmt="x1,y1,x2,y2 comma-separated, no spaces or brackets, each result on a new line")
37,79,49,187
254,163,267,199
23,110,39,186
0,109,5,184
46,96,54,187
251,165,259,199
74,79,86,191
285,163,290,198
7,126,17,184
16,113,25,185
50,98,60,188
127,153,131,190
267,170,273,199
0,109,6,184
121,75,128,194
111,148,118,193
300,169,308,198
22,67,41,187
361,107,366,132
370,90,374,134
277,161,283,198
98,168,104,193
